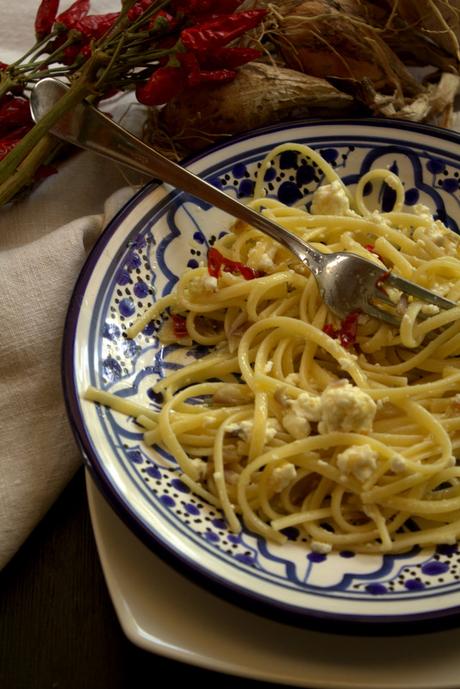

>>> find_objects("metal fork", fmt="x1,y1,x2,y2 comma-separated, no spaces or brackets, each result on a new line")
31,77,457,327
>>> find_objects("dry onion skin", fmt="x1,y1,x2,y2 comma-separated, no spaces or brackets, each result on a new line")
146,0,460,157
271,0,422,102
381,0,460,61
157,62,354,154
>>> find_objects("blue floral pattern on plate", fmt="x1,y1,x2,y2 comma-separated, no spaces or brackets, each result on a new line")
64,120,460,626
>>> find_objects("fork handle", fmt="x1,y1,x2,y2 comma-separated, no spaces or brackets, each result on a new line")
110,120,327,274
31,78,326,276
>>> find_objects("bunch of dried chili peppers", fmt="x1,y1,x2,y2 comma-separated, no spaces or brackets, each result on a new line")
0,0,266,207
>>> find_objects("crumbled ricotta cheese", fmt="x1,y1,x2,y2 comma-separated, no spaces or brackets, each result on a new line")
247,241,278,272
190,458,207,480
269,463,297,493
369,209,387,226
413,203,433,221
311,180,353,217
189,274,218,295
420,303,440,316
282,412,311,439
318,380,377,434
337,444,378,482
310,540,332,554
391,454,407,473
285,372,300,386
202,275,218,291
413,222,445,247
224,469,240,485
226,417,281,444
282,391,322,439
292,392,322,421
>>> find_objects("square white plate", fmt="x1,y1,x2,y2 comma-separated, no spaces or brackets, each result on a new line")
86,472,460,689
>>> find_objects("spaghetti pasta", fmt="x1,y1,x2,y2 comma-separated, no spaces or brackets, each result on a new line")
86,143,460,554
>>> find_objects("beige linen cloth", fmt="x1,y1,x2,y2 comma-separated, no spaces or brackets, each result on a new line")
0,0,138,572
0,151,141,569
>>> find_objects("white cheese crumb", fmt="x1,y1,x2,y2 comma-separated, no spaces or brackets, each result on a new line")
391,455,407,473
310,540,332,554
189,274,218,295
282,391,321,439
202,275,218,291
318,380,377,434
247,241,277,272
190,458,207,480
264,360,274,373
311,180,354,217
291,392,322,421
413,204,433,221
224,469,239,485
420,303,440,315
285,372,300,386
269,463,297,493
337,444,378,482
282,412,311,439
226,418,281,444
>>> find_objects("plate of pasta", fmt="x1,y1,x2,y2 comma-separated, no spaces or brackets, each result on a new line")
64,119,460,629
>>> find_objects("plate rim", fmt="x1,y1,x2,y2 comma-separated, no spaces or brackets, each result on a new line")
62,117,460,633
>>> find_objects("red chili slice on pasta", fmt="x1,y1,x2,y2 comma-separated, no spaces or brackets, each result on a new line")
323,311,359,349
207,247,263,280
171,313,188,338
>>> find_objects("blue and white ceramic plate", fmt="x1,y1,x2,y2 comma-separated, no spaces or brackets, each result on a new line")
63,120,460,630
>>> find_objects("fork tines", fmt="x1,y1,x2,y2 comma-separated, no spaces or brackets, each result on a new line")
385,273,458,311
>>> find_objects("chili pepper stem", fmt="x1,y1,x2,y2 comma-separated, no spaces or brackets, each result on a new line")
95,36,125,90
9,31,58,69
0,78,19,101
25,33,82,80
0,53,107,186
0,133,60,207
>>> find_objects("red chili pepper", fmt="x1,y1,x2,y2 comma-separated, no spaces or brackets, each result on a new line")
180,10,267,53
149,10,176,32
323,311,360,349
75,12,120,40
199,46,261,69
135,65,185,106
99,85,119,100
171,313,188,338
0,62,8,71
192,67,236,86
323,324,336,337
127,0,156,21
179,52,235,87
34,163,58,181
56,0,89,29
35,0,60,39
0,125,32,161
80,43,92,59
172,0,241,18
0,138,19,161
207,247,263,280
364,243,384,262
0,96,33,135
339,311,360,348
62,44,83,65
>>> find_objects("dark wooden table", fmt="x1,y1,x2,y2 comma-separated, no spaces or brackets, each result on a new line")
0,467,270,689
